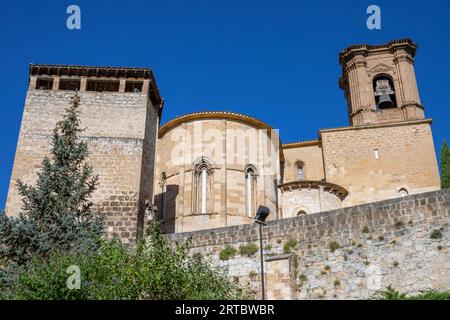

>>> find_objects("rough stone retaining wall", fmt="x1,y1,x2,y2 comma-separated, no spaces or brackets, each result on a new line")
166,189,450,299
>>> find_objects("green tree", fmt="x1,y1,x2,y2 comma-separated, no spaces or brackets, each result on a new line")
441,140,450,189
0,93,104,267
0,222,248,300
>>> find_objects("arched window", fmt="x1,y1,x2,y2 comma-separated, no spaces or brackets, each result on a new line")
193,157,213,214
373,74,397,109
200,167,208,213
297,210,307,216
245,165,257,217
295,161,305,181
399,188,409,197
159,173,167,220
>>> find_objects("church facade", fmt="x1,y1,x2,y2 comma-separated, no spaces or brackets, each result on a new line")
5,39,441,242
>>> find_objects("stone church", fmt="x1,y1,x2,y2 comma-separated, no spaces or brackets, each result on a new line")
5,39,441,244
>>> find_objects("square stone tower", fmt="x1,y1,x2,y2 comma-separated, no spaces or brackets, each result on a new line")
319,39,441,206
5,64,163,244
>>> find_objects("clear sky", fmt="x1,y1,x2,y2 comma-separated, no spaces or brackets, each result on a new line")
0,0,449,209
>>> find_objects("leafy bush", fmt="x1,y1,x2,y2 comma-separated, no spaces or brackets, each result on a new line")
430,229,443,240
283,239,298,254
329,241,340,253
0,223,248,300
375,285,450,300
394,219,404,229
239,244,258,257
219,245,238,260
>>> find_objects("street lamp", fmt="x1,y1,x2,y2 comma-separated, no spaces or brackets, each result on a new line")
255,205,270,300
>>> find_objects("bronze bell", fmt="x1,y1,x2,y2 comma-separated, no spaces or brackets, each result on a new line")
377,94,394,109
374,79,395,109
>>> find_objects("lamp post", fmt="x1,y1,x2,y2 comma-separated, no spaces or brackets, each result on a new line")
255,205,270,300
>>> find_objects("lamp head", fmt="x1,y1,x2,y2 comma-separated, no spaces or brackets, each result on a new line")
255,205,270,224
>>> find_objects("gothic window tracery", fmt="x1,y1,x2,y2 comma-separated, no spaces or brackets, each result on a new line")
193,157,213,214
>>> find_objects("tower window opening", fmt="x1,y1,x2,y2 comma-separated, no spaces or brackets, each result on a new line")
373,75,397,109
295,161,305,181
86,80,120,92
59,79,81,91
125,81,143,93
374,149,380,159
36,78,53,90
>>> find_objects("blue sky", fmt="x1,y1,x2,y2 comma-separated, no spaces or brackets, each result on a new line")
0,0,449,209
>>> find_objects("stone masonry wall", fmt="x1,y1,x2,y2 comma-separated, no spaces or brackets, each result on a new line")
320,121,441,207
282,144,324,183
165,189,450,299
6,89,156,244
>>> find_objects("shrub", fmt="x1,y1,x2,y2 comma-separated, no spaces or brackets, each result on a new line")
394,219,404,229
239,244,258,257
333,280,341,287
283,239,298,254
0,223,248,300
219,245,238,260
298,274,307,282
430,229,443,240
297,274,307,289
329,241,340,253
362,226,369,233
375,286,450,300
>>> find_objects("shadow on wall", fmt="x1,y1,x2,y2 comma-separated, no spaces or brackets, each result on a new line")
154,185,179,234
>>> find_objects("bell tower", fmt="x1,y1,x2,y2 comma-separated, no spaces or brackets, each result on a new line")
339,39,425,126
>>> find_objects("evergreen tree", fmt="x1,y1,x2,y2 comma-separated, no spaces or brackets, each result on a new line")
441,140,450,189
0,93,104,266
